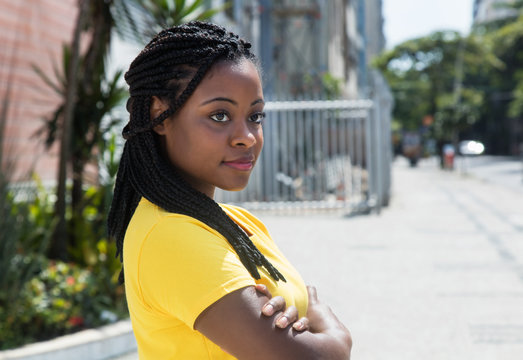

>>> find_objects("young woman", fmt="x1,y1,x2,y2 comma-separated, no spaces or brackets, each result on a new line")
108,21,351,359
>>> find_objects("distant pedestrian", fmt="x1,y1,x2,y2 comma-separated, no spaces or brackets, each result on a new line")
108,21,351,359
443,144,455,170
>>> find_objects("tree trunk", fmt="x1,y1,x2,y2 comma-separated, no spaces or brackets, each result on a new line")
49,0,90,261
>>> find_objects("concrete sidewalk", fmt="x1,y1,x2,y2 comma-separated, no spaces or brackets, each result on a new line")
454,155,523,194
114,157,523,359
260,157,523,360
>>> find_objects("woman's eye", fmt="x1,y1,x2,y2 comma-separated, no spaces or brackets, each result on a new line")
210,112,230,122
249,112,266,124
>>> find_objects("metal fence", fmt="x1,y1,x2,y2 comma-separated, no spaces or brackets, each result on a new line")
215,97,392,214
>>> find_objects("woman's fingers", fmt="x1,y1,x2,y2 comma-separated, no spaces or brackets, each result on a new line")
292,317,310,332
275,305,298,329
257,284,308,331
254,283,272,298
262,295,286,317
307,285,319,305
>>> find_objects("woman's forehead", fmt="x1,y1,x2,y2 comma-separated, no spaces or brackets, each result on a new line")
207,58,257,77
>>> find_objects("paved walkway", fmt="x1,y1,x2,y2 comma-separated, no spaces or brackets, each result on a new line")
263,157,523,360
454,155,523,194
114,157,523,359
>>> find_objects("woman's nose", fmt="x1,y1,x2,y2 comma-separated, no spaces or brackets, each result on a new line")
230,120,257,147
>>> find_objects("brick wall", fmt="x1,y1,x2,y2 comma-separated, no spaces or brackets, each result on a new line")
0,0,77,182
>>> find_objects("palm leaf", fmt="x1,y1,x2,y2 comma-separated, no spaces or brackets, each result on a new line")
195,6,229,21
174,0,186,13
179,0,200,18
31,64,63,96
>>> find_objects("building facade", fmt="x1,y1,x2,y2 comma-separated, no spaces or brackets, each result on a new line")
0,0,77,182
473,0,518,23
215,0,385,100
1,0,388,182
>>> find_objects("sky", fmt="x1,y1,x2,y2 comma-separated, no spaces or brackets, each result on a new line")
383,0,474,49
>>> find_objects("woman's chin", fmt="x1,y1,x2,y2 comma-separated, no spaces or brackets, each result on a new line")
219,183,248,192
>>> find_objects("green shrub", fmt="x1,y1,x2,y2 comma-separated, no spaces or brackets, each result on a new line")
0,256,126,349
0,181,127,350
0,180,52,349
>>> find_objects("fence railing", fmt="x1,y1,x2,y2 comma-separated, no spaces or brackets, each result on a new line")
215,97,392,214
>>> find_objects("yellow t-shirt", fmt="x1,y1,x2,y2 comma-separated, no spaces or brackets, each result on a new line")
123,198,308,359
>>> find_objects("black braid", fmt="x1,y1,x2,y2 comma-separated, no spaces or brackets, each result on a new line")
108,21,285,284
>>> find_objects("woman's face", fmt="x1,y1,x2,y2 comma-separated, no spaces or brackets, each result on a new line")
153,59,264,198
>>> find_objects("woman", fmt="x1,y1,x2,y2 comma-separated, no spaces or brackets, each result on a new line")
108,21,351,359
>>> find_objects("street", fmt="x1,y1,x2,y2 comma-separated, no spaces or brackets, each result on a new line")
114,156,523,360
263,156,523,360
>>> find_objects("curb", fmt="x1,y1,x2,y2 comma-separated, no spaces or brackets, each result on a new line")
0,320,137,360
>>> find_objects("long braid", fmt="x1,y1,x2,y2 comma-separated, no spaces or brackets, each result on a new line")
108,21,285,283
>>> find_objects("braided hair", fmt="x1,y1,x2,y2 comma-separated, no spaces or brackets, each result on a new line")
108,21,285,284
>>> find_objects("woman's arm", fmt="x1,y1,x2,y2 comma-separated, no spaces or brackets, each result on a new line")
194,285,352,360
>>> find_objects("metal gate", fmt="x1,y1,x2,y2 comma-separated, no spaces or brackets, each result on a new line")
215,98,391,214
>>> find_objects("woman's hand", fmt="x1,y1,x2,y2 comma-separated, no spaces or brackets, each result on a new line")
195,285,352,359
305,286,352,355
254,284,309,331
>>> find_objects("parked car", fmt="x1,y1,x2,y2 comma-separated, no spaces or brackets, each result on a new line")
458,140,485,156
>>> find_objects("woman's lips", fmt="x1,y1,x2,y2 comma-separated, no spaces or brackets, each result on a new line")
222,158,254,171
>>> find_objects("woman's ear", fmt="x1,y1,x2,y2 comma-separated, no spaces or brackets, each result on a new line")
150,96,169,135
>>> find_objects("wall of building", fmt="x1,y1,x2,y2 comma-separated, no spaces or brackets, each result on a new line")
226,0,385,100
0,0,77,182
473,0,518,23
364,0,385,64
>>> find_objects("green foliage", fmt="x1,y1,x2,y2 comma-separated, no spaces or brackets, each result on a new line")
113,0,231,44
33,41,126,258
491,11,523,119
1,0,233,350
34,48,126,167
321,73,343,100
373,30,501,142
376,4,523,154
432,88,485,140
0,141,126,350
0,257,122,349
471,6,523,153
508,70,523,117
301,72,343,99
0,181,126,350
0,182,53,349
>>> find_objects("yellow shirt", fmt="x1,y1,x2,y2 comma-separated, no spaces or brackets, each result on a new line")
123,198,308,359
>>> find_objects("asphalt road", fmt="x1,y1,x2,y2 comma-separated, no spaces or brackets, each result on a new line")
114,156,523,359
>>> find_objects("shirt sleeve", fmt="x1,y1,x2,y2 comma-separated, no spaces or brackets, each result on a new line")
138,215,256,329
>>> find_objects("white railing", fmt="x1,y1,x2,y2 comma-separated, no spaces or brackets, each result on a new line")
216,97,392,214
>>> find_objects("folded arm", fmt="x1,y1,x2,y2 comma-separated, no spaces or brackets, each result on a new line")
194,285,352,360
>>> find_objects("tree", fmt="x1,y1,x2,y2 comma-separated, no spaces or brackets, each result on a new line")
38,0,228,260
113,0,229,44
373,31,500,145
46,0,90,260
490,4,523,119
470,1,523,154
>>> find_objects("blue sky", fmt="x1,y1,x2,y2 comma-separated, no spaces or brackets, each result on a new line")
383,0,474,48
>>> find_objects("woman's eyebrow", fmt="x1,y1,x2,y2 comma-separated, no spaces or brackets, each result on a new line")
200,97,237,106
200,97,265,107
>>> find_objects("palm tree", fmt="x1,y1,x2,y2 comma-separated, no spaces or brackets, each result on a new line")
38,0,229,260
113,0,228,44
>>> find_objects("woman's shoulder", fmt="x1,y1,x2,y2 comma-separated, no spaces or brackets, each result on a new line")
219,203,249,216
132,199,271,240
219,204,271,238
132,198,218,235
219,203,258,225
